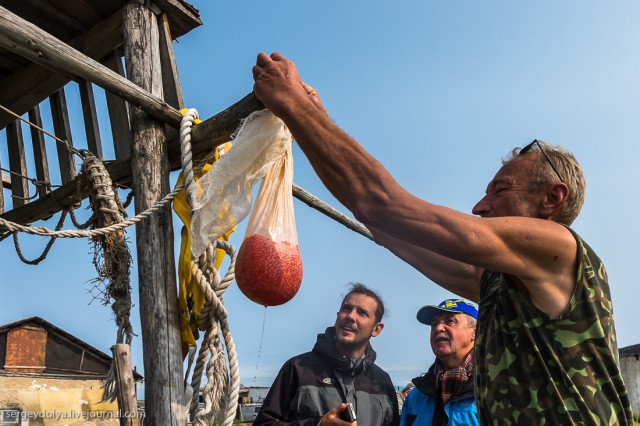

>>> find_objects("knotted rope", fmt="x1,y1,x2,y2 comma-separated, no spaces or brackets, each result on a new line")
76,155,135,405
82,155,133,345
179,108,240,426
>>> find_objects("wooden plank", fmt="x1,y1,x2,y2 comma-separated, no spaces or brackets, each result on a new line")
0,92,262,228
45,0,103,29
0,5,183,129
103,52,132,159
123,4,184,425
0,52,30,73
78,80,104,159
49,89,77,184
0,10,123,130
111,344,140,426
27,106,51,197
0,156,5,213
152,0,202,39
6,119,29,208
172,94,264,166
158,14,183,110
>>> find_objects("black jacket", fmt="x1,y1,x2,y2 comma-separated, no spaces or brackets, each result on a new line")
253,327,399,425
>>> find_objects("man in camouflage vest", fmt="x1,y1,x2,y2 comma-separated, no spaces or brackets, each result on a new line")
252,51,634,425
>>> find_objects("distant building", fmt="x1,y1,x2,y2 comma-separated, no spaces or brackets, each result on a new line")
0,317,142,425
620,343,640,416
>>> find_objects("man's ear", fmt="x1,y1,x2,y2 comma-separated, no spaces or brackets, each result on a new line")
371,322,384,338
540,183,568,219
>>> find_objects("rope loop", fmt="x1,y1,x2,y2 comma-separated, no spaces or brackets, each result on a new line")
179,109,239,426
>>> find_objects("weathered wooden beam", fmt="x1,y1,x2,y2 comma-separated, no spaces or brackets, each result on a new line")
0,93,262,227
0,171,4,213
292,183,374,241
168,93,264,168
152,0,202,38
6,119,29,208
49,89,77,184
27,106,51,197
0,9,123,130
103,52,132,159
78,80,104,160
123,4,184,425
158,14,184,110
111,343,140,426
0,5,183,129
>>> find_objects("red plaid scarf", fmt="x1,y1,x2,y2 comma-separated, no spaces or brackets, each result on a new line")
434,351,473,404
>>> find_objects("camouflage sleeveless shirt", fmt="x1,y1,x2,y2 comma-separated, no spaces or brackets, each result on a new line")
474,228,633,425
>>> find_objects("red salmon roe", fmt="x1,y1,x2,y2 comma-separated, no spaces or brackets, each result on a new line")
235,234,303,306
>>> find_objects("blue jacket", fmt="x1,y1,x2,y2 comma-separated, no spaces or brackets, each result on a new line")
400,363,478,426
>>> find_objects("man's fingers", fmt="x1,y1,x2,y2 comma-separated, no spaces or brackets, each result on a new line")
301,82,317,96
270,51,286,61
252,65,261,79
256,52,272,66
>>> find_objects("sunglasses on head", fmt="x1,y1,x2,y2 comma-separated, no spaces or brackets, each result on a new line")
519,139,564,183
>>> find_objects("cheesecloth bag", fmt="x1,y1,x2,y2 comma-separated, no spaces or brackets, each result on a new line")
234,142,303,306
190,110,293,258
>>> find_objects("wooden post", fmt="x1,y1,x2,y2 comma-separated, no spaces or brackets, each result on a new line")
6,119,29,208
111,344,140,426
0,163,4,214
28,106,51,197
123,4,185,426
49,89,77,184
104,51,133,159
78,80,104,160
158,13,184,110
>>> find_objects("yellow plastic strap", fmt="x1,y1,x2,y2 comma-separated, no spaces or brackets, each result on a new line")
179,107,202,124
174,141,234,357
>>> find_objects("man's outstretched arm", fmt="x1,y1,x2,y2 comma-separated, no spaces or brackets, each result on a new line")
253,52,577,317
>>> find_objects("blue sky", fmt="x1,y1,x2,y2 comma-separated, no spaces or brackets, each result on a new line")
2,1,640,393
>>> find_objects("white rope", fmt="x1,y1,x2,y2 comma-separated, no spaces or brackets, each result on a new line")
0,185,181,238
179,109,239,426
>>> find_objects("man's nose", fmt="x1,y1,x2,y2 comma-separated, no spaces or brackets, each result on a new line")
431,322,445,333
345,309,357,321
472,195,490,216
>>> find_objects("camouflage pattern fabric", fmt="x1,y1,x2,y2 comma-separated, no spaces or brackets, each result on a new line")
474,228,633,425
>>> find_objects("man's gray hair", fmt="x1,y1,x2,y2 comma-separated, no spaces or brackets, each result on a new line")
505,141,586,225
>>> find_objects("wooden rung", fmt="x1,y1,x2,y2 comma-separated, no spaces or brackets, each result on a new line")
49,88,77,185
0,181,4,214
1,172,10,188
104,51,132,159
0,165,7,214
28,106,51,197
6,119,30,208
78,80,104,160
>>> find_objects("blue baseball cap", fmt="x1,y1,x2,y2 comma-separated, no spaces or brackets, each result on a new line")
416,298,478,325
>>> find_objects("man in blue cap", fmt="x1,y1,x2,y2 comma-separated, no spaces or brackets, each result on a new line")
400,299,479,426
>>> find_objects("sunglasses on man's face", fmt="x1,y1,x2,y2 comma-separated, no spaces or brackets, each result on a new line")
519,139,565,183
